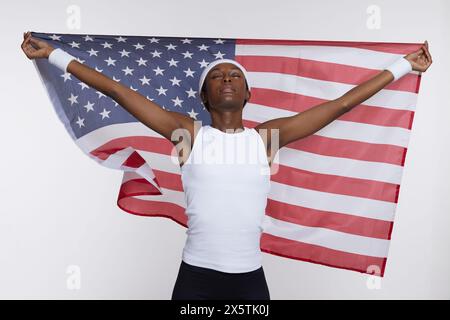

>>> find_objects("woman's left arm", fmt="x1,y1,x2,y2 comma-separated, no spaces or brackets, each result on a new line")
256,41,433,149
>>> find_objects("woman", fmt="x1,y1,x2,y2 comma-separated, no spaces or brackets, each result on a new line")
21,31,432,300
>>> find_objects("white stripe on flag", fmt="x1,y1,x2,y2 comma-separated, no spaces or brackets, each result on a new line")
262,215,390,257
236,44,408,70
135,187,187,209
102,146,136,168
248,72,418,111
269,181,396,221
244,103,411,147
76,122,154,151
278,147,403,185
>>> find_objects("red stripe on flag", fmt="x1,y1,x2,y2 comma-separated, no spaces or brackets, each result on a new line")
152,169,184,192
236,39,422,55
90,137,401,202
118,179,188,226
150,160,398,203
266,198,393,240
122,151,146,168
90,135,173,161
118,179,161,200
260,233,387,276
246,88,414,129
236,55,419,93
243,119,406,166
271,164,399,203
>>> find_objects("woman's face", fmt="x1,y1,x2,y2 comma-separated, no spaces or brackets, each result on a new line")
201,63,250,112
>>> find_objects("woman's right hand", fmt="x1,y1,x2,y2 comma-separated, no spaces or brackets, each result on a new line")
21,31,54,60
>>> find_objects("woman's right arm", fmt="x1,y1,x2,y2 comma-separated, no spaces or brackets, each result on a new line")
21,31,194,143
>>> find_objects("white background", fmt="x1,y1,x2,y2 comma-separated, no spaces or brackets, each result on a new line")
1,0,449,299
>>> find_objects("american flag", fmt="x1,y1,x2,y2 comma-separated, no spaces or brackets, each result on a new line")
31,31,423,277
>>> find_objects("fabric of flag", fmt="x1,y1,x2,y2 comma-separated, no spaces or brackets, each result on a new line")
31,31,423,277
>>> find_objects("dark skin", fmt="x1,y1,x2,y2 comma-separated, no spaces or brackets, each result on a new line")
200,64,250,133
21,31,433,169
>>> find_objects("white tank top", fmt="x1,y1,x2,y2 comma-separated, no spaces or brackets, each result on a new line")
180,125,271,273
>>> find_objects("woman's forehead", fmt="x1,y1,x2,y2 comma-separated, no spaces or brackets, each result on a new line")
209,63,243,73
198,59,251,93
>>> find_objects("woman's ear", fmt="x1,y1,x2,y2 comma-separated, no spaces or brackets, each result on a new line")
246,89,251,102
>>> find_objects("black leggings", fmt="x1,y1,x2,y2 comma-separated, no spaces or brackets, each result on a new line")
171,260,270,300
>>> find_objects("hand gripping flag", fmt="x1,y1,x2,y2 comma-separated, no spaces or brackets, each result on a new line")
31,31,423,276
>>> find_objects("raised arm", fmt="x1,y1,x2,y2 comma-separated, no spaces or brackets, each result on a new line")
256,41,433,150
21,31,194,144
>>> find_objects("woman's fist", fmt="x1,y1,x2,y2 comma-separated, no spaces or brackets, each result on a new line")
404,40,433,72
21,31,54,60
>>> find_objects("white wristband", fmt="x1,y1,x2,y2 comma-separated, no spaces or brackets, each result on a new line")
385,57,412,82
48,48,76,72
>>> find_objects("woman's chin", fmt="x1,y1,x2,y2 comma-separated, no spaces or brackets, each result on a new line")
214,99,243,111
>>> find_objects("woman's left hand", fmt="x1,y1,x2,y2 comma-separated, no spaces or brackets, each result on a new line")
404,40,433,72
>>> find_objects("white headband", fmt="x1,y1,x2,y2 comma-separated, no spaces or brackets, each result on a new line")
198,59,251,96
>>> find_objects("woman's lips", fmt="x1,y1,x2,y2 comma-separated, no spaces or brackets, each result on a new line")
220,87,235,94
